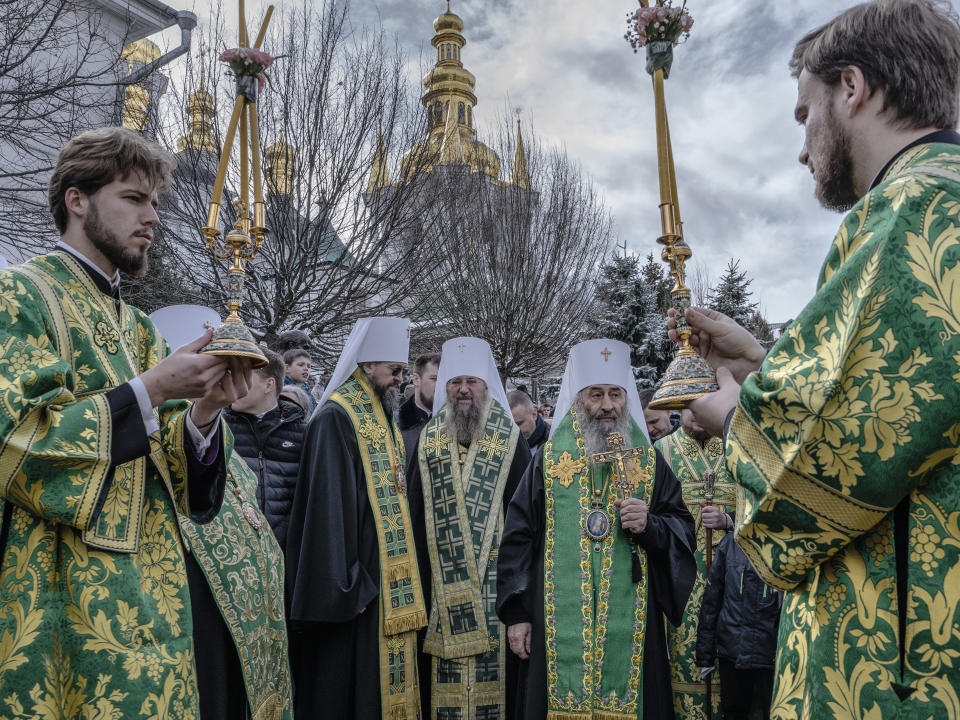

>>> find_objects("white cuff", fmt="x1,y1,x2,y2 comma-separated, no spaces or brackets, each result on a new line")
129,377,160,435
185,406,222,454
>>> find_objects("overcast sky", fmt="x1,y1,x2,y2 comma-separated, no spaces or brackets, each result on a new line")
179,0,960,322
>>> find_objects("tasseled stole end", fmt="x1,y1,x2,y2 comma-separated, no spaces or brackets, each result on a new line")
383,610,428,636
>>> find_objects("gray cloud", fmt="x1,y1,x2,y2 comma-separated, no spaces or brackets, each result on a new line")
333,0,960,320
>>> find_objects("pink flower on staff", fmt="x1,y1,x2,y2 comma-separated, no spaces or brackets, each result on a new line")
655,6,669,21
681,12,694,32
635,6,655,25
220,47,274,69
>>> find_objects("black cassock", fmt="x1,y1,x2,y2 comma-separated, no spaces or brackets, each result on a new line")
285,402,390,719
495,448,696,720
405,432,532,718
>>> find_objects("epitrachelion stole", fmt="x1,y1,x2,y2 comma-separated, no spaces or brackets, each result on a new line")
418,397,519,718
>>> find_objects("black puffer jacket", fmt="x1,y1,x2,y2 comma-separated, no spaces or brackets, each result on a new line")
397,395,430,467
695,532,782,669
224,396,306,553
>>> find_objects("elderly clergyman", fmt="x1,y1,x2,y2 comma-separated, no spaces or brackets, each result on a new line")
406,336,531,719
496,339,695,719
286,317,427,720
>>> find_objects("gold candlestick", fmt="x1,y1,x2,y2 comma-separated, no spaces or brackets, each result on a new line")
637,2,718,409
199,2,276,368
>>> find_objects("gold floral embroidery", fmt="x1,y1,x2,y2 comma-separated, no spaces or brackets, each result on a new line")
135,500,186,635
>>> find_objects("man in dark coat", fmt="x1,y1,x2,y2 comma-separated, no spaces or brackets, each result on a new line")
398,352,440,463
224,347,306,553
508,389,548,455
696,532,782,720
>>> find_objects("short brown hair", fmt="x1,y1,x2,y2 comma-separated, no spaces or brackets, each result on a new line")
414,353,441,376
48,127,177,233
283,348,310,366
790,0,960,130
256,347,285,398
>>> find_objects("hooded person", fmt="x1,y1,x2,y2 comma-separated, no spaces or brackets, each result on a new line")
405,337,531,719
495,339,697,720
286,317,427,720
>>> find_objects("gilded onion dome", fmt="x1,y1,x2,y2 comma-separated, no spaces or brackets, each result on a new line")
399,3,501,181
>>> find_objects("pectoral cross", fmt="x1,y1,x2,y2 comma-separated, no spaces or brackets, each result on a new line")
590,432,646,498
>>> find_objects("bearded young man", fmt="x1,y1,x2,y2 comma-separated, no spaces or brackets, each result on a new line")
405,337,531,719
496,339,695,719
286,317,427,720
672,1,960,716
654,410,736,720
0,127,295,719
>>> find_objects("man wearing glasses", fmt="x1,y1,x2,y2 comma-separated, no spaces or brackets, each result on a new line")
286,317,428,720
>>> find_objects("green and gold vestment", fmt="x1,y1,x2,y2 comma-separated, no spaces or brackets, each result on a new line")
656,429,734,720
0,251,291,719
729,142,960,718
416,397,520,719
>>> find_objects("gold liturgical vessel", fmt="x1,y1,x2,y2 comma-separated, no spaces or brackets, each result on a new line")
199,0,276,368
641,1,718,409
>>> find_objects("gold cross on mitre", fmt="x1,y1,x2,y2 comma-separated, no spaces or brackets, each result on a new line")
590,432,646,497
601,347,612,362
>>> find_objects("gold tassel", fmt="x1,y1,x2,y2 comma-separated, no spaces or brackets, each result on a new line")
389,706,406,720
388,564,411,583
383,610,428,636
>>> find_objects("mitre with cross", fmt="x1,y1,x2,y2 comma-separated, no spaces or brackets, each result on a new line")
432,336,511,416
315,316,411,413
549,338,651,443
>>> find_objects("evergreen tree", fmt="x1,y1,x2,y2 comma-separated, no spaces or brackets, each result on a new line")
639,252,672,315
595,252,643,343
707,259,758,328
593,251,673,388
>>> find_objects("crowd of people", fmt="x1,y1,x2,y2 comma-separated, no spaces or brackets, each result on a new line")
0,1,959,718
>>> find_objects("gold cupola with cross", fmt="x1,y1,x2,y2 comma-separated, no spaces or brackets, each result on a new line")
399,3,501,180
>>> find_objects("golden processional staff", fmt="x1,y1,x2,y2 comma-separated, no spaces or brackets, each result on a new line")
627,2,716,716
626,0,718,409
199,0,276,368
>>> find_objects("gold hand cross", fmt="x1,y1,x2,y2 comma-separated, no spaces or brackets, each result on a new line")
590,432,646,498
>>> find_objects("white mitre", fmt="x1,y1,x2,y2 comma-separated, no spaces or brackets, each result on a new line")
550,338,650,442
149,305,222,351
317,316,411,411
433,336,510,415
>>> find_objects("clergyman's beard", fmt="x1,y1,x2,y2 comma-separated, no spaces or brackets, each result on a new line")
374,383,399,415
815,105,859,213
84,201,148,276
576,398,633,457
446,396,486,446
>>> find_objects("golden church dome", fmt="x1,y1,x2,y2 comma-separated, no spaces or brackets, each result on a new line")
400,132,501,181
122,39,162,65
434,10,463,34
